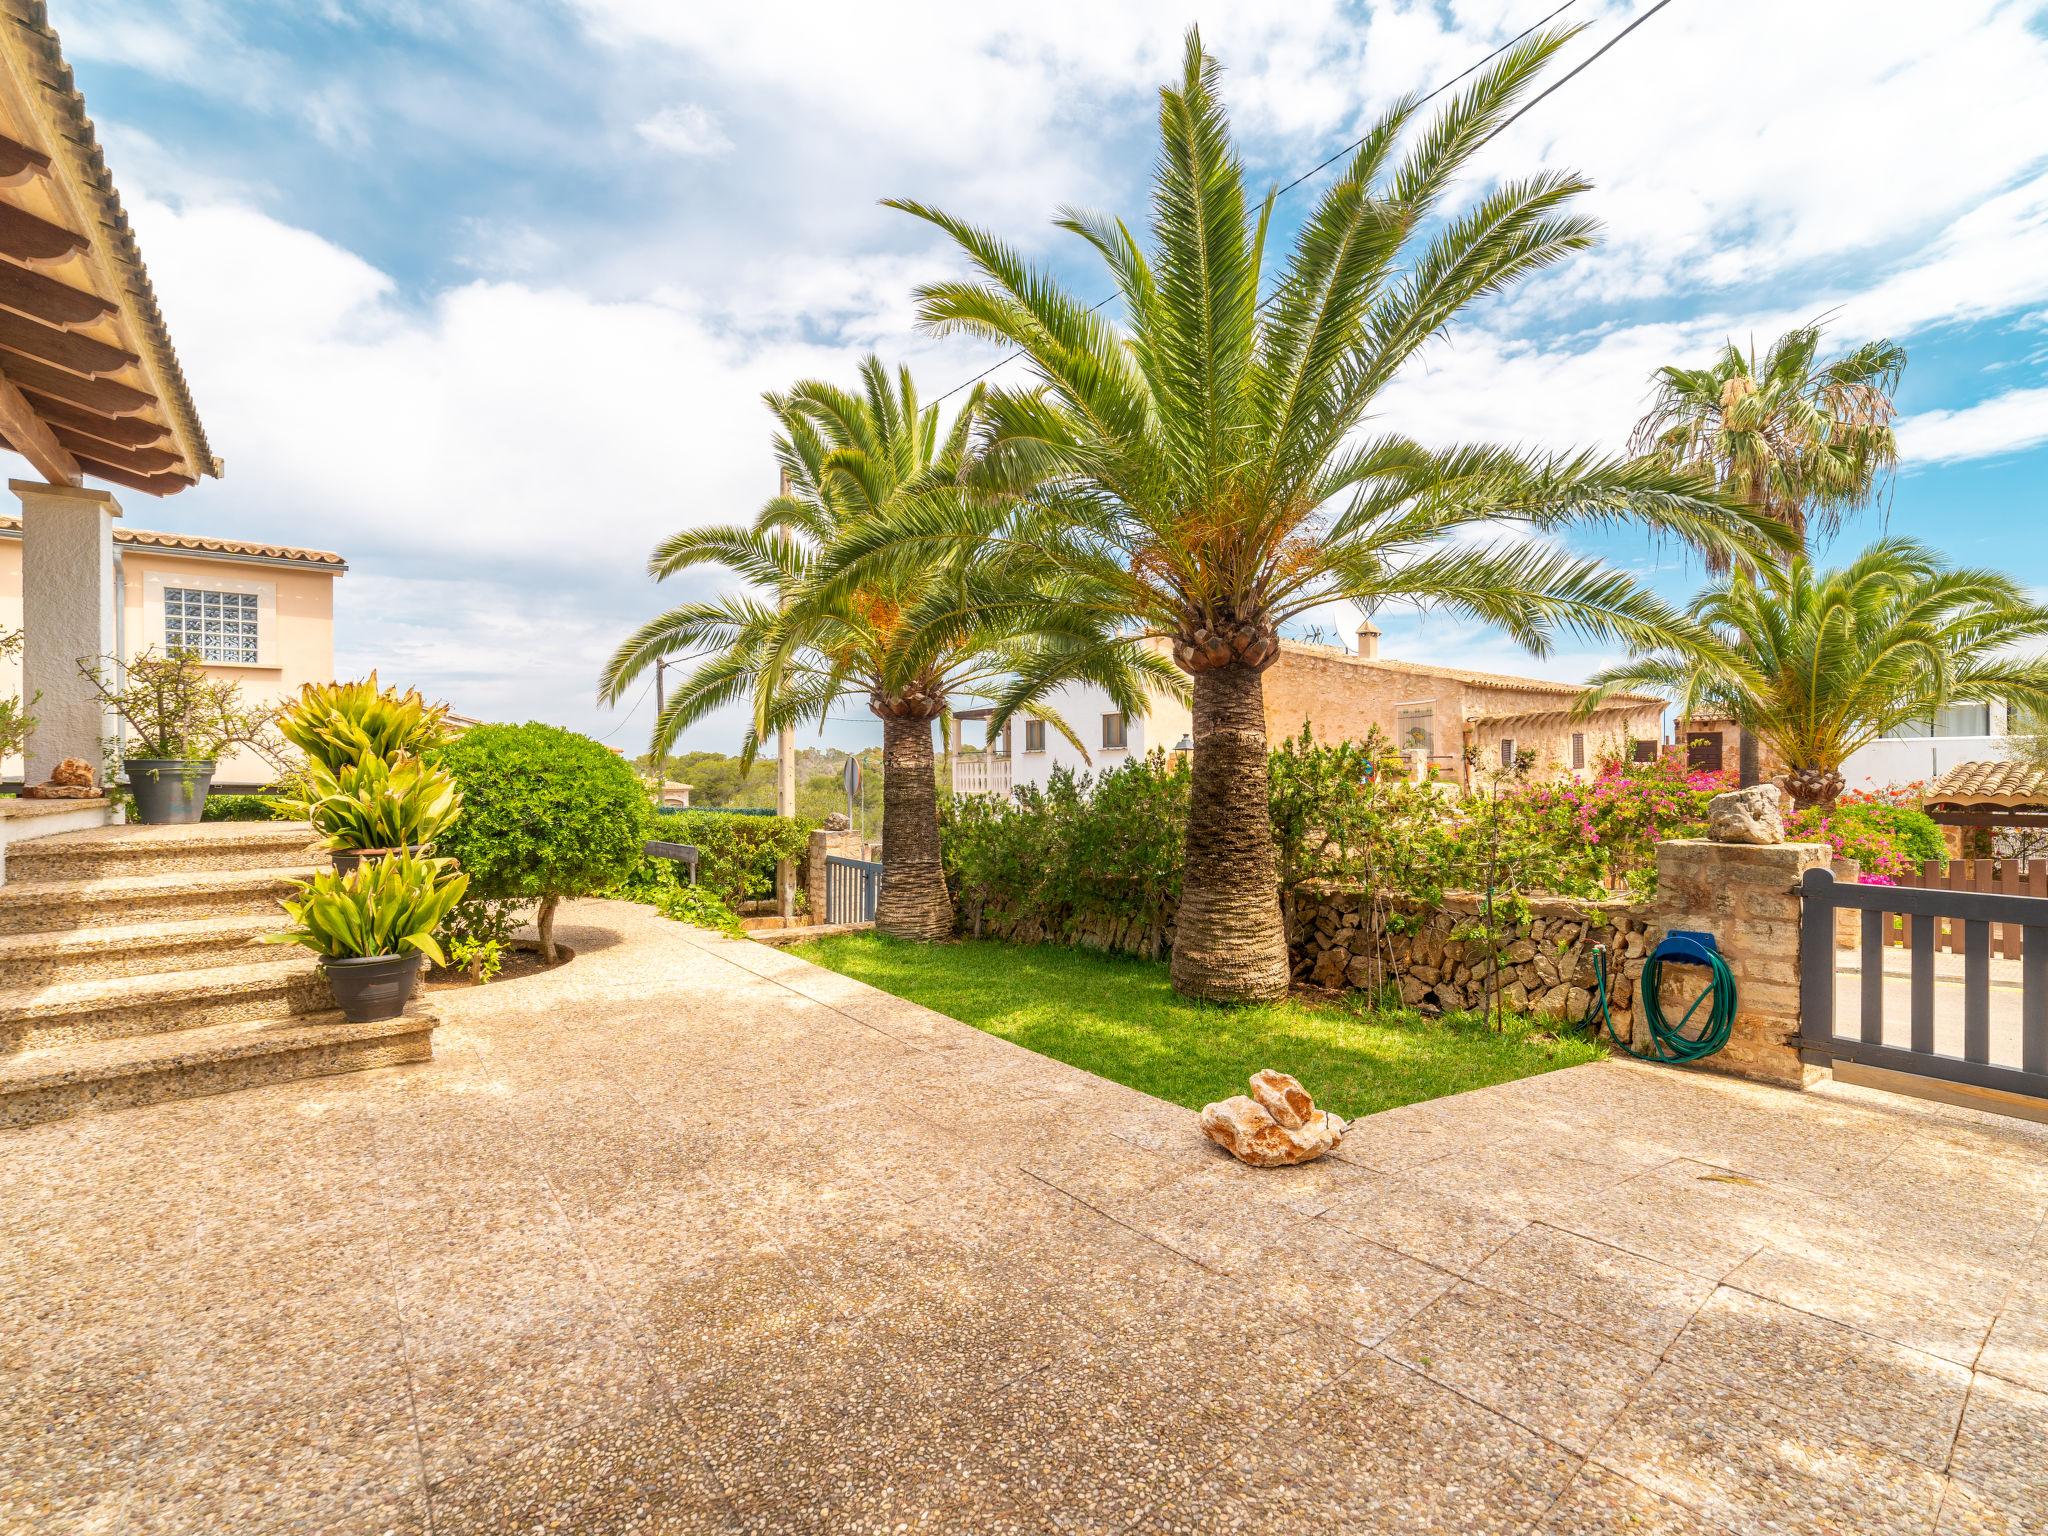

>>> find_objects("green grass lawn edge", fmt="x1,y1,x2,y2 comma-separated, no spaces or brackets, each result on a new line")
790,933,1604,1121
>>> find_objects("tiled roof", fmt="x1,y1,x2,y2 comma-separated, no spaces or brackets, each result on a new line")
0,514,344,568
1277,641,1662,707
1926,759,2048,807
6,1,218,477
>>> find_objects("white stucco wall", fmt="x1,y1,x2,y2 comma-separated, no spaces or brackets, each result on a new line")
1007,679,1190,795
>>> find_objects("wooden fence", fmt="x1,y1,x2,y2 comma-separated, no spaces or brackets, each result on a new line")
1881,859,2048,958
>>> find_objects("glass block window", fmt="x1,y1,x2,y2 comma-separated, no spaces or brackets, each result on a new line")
164,587,259,665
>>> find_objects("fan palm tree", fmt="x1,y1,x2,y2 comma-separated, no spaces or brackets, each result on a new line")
600,357,1170,940
1632,323,1905,564
870,28,1778,1002
1583,539,2048,810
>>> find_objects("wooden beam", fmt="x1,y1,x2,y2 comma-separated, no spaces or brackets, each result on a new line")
0,134,52,189
71,452,195,496
0,363,79,484
0,354,153,416
49,426,180,476
0,309,139,378
0,260,113,326
0,199,87,264
20,390,167,447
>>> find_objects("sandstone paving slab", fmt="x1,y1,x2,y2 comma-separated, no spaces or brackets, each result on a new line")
1723,1239,2008,1368
1661,1286,1972,1468
1590,1362,1948,1536
1315,1165,1530,1274
1532,1464,1744,1534
1977,1280,2048,1395
1380,1280,1663,1453
1466,1221,1718,1354
8,899,2048,1533
1946,1372,2048,1531
1136,1351,1582,1536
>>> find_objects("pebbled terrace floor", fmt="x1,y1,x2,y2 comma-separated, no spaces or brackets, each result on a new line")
5,897,2047,1535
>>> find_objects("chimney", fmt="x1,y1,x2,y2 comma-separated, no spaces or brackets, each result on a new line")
1355,619,1381,660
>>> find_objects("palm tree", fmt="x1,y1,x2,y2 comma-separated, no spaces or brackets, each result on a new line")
1583,539,2048,810
1632,322,1905,564
873,28,1775,1002
600,357,1168,940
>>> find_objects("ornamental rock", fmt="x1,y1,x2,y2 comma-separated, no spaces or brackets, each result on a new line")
1198,1070,1345,1167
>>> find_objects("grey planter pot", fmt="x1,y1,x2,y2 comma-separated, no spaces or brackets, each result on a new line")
322,952,425,1022
330,848,400,877
125,759,215,824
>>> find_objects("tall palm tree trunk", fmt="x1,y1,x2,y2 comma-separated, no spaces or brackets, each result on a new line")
1171,661,1290,1003
874,712,953,941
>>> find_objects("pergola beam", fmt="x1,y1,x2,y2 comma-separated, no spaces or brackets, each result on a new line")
68,452,194,494
0,361,77,484
22,390,167,447
49,426,179,475
0,352,152,415
0,259,114,326
0,307,139,378
0,131,51,187
0,198,85,264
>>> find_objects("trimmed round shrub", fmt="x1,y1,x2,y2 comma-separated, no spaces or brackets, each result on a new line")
429,723,645,960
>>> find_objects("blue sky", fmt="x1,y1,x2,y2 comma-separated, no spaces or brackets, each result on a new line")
35,0,2048,754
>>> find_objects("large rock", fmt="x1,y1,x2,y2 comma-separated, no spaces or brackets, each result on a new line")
1199,1071,1346,1167
1707,783,1788,845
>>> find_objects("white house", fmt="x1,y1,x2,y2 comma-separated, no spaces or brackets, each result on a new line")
1839,702,2012,793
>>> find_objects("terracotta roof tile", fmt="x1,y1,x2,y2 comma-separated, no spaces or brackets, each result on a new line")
1927,759,2048,807
1277,641,1662,707
0,513,344,567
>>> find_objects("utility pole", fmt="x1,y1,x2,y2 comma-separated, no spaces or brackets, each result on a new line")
776,470,798,922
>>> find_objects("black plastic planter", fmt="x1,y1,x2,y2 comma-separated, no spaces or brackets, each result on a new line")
330,848,400,877
321,952,424,1022
125,759,215,824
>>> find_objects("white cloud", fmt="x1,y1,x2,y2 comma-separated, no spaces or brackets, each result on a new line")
1899,387,2048,465
635,102,733,158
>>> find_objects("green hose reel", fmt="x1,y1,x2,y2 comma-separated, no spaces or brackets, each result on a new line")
1584,930,1738,1065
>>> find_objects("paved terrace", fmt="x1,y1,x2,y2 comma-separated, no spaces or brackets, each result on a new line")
6,900,2047,1535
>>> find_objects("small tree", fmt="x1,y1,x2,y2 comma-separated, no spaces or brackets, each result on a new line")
430,723,645,963
0,630,34,763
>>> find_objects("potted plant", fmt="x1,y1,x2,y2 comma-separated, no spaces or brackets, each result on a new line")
81,648,279,824
270,853,468,1021
278,752,463,873
277,674,450,772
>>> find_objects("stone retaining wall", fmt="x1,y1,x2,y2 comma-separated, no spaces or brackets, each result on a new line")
955,893,1176,960
1287,884,1650,1035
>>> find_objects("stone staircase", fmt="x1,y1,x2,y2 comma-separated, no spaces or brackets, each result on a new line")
0,822,437,1130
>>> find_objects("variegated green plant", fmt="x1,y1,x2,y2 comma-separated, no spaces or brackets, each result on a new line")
269,853,469,965
278,674,450,773
277,752,463,852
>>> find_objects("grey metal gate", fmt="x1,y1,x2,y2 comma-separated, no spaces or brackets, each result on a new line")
1800,866,2048,1099
824,855,883,924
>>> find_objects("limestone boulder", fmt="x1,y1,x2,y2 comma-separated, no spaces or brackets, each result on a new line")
1199,1071,1346,1167
1707,783,1788,845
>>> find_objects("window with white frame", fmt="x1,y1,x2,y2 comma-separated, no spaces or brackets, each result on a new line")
164,587,259,665
1102,712,1128,750
1024,719,1046,753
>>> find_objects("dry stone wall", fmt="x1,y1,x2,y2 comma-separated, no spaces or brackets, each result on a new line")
1287,884,1650,1034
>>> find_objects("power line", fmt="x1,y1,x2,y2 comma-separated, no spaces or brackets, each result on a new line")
593,671,657,744
926,0,1681,406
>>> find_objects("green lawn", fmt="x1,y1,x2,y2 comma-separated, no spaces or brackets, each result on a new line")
791,933,1603,1120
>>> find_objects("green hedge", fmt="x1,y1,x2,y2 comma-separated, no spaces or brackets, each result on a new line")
614,807,814,911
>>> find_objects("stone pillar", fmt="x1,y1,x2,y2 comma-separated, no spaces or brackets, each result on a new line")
804,826,861,921
1651,839,1831,1089
15,480,121,785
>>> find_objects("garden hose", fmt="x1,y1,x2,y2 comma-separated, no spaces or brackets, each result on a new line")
1583,935,1737,1065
